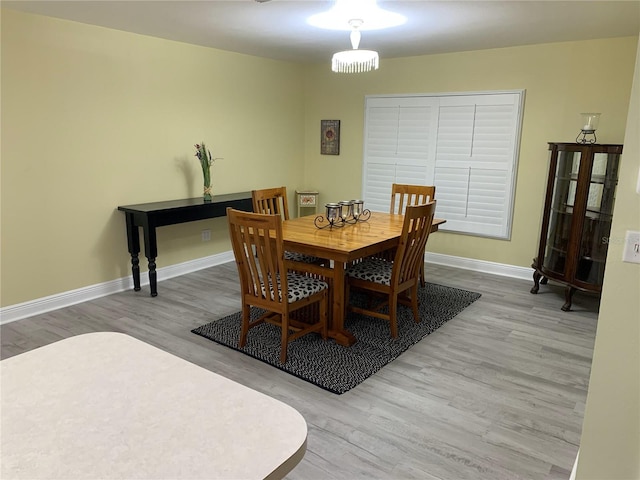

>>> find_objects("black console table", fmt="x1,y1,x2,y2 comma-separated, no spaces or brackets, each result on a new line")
118,192,252,296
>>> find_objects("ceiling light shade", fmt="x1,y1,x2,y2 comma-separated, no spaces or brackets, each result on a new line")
331,20,379,73
332,49,379,73
308,0,406,31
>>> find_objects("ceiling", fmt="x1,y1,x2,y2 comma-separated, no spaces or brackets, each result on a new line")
4,1,640,64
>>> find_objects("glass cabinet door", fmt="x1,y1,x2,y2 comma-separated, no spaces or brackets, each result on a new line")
542,150,580,275
575,152,620,285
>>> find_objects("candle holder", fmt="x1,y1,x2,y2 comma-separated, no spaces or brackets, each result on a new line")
339,200,354,222
576,113,600,144
314,203,345,229
314,200,371,229
351,199,370,221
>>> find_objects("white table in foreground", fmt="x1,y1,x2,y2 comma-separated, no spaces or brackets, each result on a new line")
1,332,307,480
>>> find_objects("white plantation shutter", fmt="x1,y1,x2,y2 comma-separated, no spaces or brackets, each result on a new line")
364,163,395,212
363,97,437,212
434,94,521,238
435,167,509,236
364,163,429,213
363,91,523,239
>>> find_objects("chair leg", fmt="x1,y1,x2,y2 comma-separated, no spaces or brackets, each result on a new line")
239,304,250,348
420,262,426,288
389,294,398,338
411,284,420,323
320,292,328,340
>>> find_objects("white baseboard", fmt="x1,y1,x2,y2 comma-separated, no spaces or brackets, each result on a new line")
570,450,579,480
0,251,235,325
425,252,533,281
1,251,531,326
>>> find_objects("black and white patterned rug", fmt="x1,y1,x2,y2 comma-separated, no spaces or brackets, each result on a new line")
192,283,481,394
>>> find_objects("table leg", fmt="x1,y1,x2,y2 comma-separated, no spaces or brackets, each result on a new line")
148,258,157,297
330,261,356,347
124,213,141,291
142,221,159,297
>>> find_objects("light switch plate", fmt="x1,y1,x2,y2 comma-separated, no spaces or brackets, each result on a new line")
622,230,640,264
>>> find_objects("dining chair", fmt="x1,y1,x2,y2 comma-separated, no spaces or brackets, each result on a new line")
345,201,436,338
390,183,436,215
389,183,436,287
226,207,328,363
252,186,291,220
252,186,325,265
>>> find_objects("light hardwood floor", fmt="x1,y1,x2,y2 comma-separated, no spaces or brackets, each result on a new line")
1,263,599,480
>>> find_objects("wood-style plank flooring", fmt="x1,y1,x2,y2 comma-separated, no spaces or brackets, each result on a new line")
1,263,599,480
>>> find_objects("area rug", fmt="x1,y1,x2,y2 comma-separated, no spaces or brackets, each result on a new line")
192,283,481,394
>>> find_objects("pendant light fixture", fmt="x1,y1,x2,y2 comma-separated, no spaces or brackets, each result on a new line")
308,0,405,73
332,19,379,73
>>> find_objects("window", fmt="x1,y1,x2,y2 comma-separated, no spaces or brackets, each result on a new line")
362,91,524,239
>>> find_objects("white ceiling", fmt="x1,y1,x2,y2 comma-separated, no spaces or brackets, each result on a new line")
4,1,640,64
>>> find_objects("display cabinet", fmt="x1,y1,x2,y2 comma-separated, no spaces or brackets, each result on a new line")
531,142,623,310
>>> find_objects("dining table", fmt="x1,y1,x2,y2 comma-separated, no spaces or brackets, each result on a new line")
282,212,445,347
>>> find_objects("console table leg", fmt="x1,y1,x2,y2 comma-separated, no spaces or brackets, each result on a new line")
148,258,157,297
124,212,142,292
561,286,576,311
131,254,141,291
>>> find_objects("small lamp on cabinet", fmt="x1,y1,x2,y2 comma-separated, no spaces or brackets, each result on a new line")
576,113,601,144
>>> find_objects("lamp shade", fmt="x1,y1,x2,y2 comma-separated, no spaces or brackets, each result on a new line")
331,20,379,73
332,49,379,73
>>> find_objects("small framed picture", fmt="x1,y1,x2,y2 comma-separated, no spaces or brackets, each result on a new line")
321,120,340,155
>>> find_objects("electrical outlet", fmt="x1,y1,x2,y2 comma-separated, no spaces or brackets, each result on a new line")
622,230,640,264
201,229,211,242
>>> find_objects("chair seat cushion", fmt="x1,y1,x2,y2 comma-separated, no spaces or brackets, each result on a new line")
284,251,321,264
347,257,393,286
261,272,328,303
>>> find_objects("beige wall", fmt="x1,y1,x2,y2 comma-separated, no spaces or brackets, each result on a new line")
3,10,636,309
2,9,636,305
302,37,637,267
1,9,306,306
577,36,640,480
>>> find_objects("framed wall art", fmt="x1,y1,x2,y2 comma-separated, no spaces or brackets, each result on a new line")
320,120,340,155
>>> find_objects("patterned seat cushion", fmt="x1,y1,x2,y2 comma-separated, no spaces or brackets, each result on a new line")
346,257,393,286
284,250,321,264
261,272,328,303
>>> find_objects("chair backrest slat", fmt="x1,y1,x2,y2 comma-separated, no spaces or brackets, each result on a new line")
390,183,436,215
252,186,290,220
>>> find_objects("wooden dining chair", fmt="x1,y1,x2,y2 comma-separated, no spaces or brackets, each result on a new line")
389,183,436,287
390,183,436,215
252,186,291,220
226,207,328,363
252,186,325,265
345,201,436,338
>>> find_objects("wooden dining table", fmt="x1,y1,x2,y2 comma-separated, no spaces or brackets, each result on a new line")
282,212,445,347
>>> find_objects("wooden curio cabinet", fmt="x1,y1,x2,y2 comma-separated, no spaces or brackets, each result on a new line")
531,142,622,311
